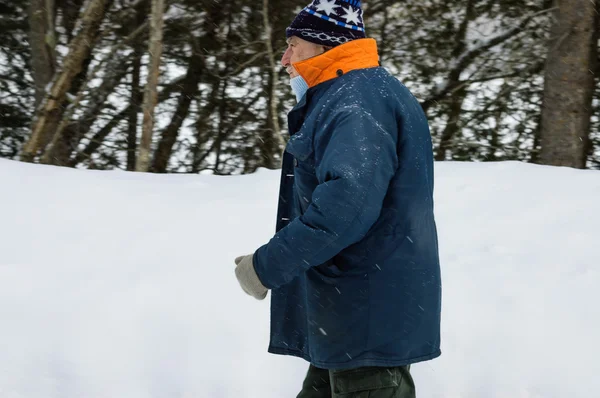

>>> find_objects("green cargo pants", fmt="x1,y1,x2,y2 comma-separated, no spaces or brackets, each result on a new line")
296,364,416,398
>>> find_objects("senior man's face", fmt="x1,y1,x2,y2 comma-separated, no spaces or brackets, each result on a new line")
281,36,327,78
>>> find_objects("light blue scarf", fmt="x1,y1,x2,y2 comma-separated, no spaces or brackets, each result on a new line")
290,75,309,102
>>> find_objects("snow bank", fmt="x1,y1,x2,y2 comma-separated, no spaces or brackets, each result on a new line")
0,159,598,397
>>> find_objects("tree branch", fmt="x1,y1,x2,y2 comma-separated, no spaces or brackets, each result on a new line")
68,76,182,167
421,7,556,112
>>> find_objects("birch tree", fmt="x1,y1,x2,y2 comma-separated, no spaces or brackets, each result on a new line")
21,0,113,162
136,0,165,172
28,0,56,108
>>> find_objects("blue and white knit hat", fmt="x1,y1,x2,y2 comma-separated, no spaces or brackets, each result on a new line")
286,0,366,47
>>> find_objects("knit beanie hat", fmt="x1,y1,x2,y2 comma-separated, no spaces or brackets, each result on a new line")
286,0,366,48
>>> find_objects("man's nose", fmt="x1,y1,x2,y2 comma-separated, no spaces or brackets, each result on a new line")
281,47,292,67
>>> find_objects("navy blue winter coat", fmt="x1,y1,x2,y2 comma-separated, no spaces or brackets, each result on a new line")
253,39,441,370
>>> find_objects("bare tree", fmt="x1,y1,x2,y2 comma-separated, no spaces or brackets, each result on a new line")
261,0,284,169
69,78,181,168
21,0,113,162
151,34,203,173
539,0,598,168
40,19,149,166
421,7,554,113
27,0,56,108
434,0,474,161
135,0,165,172
127,4,147,171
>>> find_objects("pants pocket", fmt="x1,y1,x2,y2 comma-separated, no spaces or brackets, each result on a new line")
331,366,415,398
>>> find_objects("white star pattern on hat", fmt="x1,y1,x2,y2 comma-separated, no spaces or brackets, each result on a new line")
287,0,366,47
314,0,340,17
342,5,361,25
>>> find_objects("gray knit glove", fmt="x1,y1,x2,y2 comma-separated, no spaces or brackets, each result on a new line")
234,254,268,300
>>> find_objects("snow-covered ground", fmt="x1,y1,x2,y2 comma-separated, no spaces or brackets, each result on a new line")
0,158,598,398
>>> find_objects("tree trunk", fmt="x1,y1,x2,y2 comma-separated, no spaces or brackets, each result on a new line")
57,0,85,43
213,0,234,174
260,0,284,170
127,47,143,171
530,112,543,164
192,79,220,173
28,0,56,108
127,6,146,171
151,40,202,173
539,0,598,168
378,4,390,62
21,0,112,162
190,2,227,173
435,88,467,161
213,74,229,174
488,81,512,161
135,0,165,172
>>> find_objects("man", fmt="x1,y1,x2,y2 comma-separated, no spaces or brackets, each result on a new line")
235,1,442,396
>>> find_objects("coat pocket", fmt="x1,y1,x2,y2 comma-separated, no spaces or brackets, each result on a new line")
314,260,344,279
285,127,315,161
333,232,408,275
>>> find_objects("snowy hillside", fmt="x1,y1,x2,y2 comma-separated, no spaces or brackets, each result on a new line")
0,158,599,398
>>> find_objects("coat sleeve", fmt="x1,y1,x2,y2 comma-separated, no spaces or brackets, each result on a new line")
253,108,399,289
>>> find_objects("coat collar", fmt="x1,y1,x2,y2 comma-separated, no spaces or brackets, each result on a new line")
292,38,380,89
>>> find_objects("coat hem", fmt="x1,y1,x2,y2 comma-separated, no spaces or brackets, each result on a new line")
268,345,441,370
